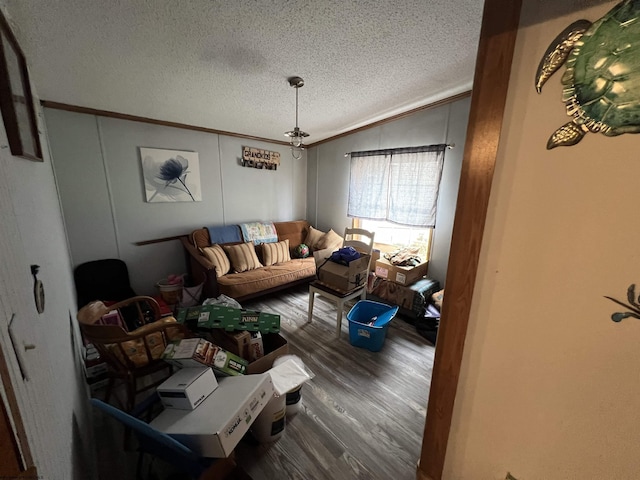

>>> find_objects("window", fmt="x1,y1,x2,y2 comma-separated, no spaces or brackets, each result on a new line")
353,218,433,260
348,144,446,261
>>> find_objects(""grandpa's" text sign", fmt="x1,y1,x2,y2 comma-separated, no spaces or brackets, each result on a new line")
241,146,281,170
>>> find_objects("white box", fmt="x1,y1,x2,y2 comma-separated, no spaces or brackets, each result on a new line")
157,367,218,410
150,373,274,457
84,362,108,379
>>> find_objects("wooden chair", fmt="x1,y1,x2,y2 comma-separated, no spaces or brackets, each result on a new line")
308,228,375,337
78,296,192,411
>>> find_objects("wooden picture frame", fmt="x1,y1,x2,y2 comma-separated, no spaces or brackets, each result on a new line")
0,12,42,161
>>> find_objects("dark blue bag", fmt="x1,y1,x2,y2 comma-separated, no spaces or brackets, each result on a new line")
329,246,361,265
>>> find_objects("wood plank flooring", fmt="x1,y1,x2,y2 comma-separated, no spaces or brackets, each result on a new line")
234,285,435,480
93,285,435,480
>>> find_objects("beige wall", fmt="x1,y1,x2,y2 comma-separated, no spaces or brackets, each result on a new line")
444,1,640,478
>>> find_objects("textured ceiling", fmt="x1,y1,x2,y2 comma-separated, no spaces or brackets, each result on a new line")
5,0,484,144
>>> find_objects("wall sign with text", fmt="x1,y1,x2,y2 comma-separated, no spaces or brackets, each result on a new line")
242,146,280,171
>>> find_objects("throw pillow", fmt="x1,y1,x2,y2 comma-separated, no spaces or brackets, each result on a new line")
317,228,343,251
260,239,291,266
223,242,263,273
201,244,231,277
304,226,326,250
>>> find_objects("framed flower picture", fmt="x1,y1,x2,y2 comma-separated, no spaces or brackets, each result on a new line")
0,12,42,161
140,147,202,202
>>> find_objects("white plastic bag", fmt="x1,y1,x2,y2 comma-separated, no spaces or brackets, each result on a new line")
202,294,242,309
267,355,314,396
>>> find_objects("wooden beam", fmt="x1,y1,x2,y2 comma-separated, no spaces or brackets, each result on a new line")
40,101,291,147
309,91,471,147
417,0,522,478
41,92,471,150
133,235,184,246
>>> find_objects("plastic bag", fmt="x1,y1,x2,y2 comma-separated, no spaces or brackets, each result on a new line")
202,294,242,309
267,355,315,396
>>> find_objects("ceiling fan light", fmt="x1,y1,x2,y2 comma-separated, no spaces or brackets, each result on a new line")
284,76,308,159
291,146,303,160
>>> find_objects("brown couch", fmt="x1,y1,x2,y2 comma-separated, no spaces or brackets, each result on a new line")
181,220,320,302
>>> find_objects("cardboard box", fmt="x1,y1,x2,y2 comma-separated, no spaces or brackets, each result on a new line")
374,257,428,286
162,338,248,376
157,367,218,410
202,330,251,358
370,249,381,271
84,362,108,380
317,253,371,292
88,376,109,394
247,333,288,374
248,332,264,361
176,305,280,333
150,373,274,458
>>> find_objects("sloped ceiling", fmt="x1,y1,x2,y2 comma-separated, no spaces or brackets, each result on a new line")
5,0,484,144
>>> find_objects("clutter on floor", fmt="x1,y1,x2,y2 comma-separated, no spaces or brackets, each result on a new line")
415,289,444,345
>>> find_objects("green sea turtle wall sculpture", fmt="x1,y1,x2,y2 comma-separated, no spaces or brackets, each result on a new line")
535,0,640,149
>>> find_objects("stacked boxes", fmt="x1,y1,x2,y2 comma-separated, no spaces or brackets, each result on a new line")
83,343,109,393
374,257,428,286
162,338,248,376
317,254,371,292
203,329,251,358
157,367,218,410
176,305,280,333
174,304,288,374
150,374,274,457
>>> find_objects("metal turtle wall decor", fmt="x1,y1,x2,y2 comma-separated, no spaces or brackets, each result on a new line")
604,283,640,321
536,0,640,149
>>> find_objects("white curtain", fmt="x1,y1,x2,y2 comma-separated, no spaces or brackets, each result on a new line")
347,146,445,227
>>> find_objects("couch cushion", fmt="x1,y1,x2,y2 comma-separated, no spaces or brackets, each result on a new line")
223,242,263,273
217,258,316,300
317,228,343,251
259,239,291,266
274,220,310,251
304,226,326,250
201,244,231,277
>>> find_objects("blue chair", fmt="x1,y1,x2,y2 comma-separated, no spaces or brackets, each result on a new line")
91,396,214,479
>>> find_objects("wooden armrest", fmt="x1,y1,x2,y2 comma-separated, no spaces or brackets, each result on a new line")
81,317,191,343
180,237,215,270
78,296,161,326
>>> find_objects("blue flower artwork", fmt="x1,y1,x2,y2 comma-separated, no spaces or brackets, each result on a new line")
140,148,202,202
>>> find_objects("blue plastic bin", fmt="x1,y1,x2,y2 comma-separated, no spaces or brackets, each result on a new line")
346,300,399,352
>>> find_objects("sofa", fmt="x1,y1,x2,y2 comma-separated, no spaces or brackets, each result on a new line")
180,220,344,303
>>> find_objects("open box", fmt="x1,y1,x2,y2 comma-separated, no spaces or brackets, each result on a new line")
317,253,371,292
374,257,428,286
247,333,288,374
